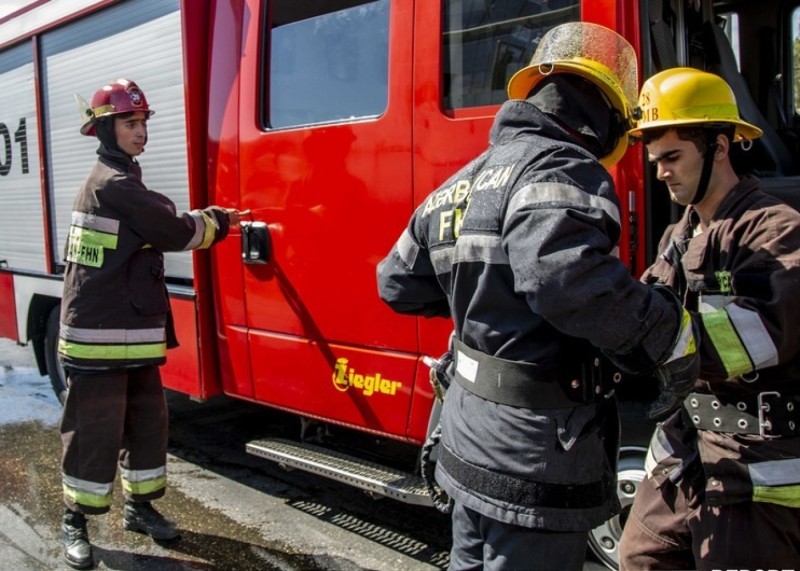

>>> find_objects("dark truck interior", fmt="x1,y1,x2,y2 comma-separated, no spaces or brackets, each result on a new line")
641,0,800,261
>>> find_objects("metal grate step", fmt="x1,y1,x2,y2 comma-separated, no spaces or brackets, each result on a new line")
246,438,433,507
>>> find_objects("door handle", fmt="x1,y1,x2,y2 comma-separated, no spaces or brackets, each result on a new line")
240,221,271,264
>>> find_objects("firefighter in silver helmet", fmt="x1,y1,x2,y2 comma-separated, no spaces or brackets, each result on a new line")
619,68,800,570
377,23,698,570
59,79,241,569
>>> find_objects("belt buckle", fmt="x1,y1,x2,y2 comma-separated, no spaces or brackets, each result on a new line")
757,391,781,439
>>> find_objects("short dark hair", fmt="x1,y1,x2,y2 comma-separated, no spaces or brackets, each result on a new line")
642,124,736,153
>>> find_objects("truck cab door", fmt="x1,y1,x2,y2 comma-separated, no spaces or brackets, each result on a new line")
228,0,418,436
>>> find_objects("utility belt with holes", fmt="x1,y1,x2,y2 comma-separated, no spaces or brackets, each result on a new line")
683,391,800,439
452,339,620,409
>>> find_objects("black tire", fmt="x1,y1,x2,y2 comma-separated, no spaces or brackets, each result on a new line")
44,305,68,405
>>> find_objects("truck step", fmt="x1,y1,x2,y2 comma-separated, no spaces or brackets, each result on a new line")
246,437,433,507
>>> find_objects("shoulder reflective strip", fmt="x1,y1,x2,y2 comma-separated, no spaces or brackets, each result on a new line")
749,457,800,486
58,339,167,360
430,245,454,275
198,210,218,249
71,211,120,234
121,476,167,496
453,234,508,265
120,466,166,483
665,309,697,363
61,325,165,344
184,211,207,250
701,309,753,377
726,304,779,370
505,182,621,228
752,486,800,508
396,229,420,269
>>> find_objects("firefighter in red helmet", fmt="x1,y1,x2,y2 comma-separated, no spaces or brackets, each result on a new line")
59,79,242,569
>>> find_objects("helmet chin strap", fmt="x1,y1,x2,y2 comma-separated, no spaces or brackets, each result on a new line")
690,136,719,205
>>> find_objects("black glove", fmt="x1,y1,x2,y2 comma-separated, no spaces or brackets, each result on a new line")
648,308,701,420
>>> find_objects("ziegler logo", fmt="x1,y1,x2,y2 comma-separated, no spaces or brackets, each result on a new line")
332,358,402,397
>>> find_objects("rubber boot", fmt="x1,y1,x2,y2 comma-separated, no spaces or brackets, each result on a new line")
122,501,180,541
63,509,93,569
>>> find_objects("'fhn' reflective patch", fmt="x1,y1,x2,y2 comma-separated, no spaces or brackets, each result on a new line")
66,225,118,268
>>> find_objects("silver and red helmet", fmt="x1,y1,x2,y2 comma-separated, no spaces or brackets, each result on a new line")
79,79,154,136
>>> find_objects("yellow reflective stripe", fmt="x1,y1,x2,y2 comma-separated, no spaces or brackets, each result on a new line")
198,211,218,249
69,225,119,249
753,485,800,508
58,339,166,360
701,309,753,377
63,483,113,509
121,475,166,496
66,225,119,268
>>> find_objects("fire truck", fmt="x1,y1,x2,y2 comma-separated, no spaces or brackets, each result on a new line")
0,0,798,567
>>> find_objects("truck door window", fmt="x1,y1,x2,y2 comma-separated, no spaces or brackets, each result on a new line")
442,0,580,109
264,0,389,129
717,12,741,70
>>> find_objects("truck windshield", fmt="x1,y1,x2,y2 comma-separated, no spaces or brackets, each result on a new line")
443,0,580,109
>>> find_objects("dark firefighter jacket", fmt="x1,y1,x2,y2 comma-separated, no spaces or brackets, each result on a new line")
59,146,230,371
377,99,683,531
641,176,800,508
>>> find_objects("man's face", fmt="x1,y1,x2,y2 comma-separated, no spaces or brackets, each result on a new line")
114,112,148,157
646,129,703,206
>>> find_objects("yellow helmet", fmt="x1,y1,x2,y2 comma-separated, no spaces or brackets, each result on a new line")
630,67,762,141
506,22,639,167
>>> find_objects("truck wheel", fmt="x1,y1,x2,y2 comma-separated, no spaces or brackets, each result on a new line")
587,446,647,570
44,305,68,405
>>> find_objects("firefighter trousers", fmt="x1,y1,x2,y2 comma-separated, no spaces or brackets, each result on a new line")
448,502,588,571
60,366,169,514
619,458,800,570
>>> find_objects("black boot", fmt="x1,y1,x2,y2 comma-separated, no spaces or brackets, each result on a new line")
123,501,180,541
62,509,93,569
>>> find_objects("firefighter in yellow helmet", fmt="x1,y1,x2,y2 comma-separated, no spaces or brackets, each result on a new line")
619,68,800,569
378,23,698,570
59,79,243,569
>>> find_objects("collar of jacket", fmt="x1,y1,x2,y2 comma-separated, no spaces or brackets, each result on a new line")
97,144,142,177
489,99,588,152
672,175,761,241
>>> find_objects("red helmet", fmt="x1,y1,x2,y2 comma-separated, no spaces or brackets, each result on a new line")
79,79,154,136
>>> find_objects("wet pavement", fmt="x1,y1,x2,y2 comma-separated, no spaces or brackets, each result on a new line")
0,339,456,570
0,338,607,570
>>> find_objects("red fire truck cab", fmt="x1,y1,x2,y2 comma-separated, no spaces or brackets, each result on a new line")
0,0,798,568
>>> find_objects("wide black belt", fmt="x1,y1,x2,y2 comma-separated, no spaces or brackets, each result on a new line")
683,391,800,438
452,339,618,409
438,445,610,509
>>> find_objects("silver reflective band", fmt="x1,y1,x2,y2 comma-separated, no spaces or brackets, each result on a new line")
62,474,114,496
396,229,420,269
453,234,508,265
60,325,166,344
184,211,207,250
748,457,800,486
120,465,167,483
71,211,120,234
727,303,779,370
505,182,621,228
